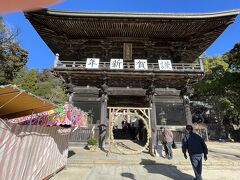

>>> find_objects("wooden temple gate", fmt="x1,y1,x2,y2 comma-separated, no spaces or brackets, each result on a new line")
25,9,239,155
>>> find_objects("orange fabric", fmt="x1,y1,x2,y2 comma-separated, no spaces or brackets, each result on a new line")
0,85,55,119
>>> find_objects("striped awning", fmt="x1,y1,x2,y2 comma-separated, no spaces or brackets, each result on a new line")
0,85,55,119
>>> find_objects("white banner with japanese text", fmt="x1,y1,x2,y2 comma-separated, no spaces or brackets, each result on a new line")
110,59,123,69
86,58,100,69
158,60,173,70
134,59,148,70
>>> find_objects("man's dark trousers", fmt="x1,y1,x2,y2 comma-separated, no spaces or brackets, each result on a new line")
190,154,203,180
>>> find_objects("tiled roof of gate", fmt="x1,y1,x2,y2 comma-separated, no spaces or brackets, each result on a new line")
25,9,239,62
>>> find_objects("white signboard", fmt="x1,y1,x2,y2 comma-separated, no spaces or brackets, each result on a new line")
86,58,99,69
158,60,173,70
110,59,123,69
134,59,148,70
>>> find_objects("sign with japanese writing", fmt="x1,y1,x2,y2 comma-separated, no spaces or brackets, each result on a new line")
158,60,173,70
110,59,123,69
86,58,99,69
134,59,148,70
123,43,132,61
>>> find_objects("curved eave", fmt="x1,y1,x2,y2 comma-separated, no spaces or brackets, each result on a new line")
25,8,240,19
24,9,239,63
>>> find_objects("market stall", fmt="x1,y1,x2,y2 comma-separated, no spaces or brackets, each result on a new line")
0,85,86,180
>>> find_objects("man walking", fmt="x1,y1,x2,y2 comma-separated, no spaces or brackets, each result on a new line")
161,127,174,159
182,125,208,180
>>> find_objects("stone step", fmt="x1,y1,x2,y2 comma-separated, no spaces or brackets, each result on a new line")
66,163,240,171
67,159,240,168
67,141,240,173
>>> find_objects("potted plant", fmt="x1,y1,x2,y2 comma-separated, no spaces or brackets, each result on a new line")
85,136,98,151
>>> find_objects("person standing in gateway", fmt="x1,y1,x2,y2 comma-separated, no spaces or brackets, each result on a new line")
161,127,174,159
182,125,208,180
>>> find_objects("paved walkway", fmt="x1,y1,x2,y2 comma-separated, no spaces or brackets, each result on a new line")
51,141,240,180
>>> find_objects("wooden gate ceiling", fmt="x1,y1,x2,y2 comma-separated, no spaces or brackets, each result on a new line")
25,9,239,63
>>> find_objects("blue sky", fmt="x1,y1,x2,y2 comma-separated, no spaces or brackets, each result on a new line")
2,0,240,69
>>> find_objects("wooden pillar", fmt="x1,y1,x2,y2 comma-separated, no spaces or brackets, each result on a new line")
150,95,157,156
99,83,108,150
181,86,192,125
64,82,74,104
183,95,192,125
146,82,157,156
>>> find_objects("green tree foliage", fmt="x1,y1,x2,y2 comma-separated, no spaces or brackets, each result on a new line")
0,17,65,104
224,42,240,70
193,42,240,125
0,17,28,85
13,68,66,104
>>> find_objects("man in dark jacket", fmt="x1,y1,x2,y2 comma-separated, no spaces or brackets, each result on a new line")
182,125,208,180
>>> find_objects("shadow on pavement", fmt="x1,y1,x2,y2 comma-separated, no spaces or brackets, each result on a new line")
121,172,136,180
116,142,138,151
140,159,194,180
68,150,76,158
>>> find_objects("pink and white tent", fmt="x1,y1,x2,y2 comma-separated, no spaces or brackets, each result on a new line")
0,85,69,180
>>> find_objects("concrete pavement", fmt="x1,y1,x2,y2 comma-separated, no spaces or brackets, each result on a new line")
51,165,240,180
51,141,240,180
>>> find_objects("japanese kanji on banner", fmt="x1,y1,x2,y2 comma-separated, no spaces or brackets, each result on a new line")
158,60,173,70
134,59,148,70
110,59,123,69
86,58,100,69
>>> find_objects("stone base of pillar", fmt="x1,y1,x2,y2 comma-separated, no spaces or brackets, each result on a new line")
149,128,157,156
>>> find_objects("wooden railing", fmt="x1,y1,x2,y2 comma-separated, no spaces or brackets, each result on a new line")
69,127,207,143
157,129,184,143
53,56,204,73
69,127,99,142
